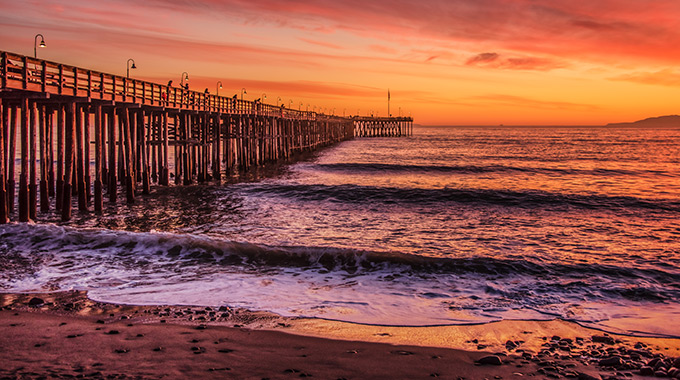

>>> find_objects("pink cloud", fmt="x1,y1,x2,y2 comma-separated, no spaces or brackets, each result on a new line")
149,0,680,65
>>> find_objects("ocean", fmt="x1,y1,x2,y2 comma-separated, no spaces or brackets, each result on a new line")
1,126,679,337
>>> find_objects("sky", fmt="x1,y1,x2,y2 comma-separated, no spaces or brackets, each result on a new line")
1,0,679,125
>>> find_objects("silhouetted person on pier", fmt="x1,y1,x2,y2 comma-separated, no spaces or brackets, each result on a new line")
167,80,173,87
204,88,209,94
184,83,189,90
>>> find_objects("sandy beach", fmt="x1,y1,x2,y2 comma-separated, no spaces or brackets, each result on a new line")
1,291,679,379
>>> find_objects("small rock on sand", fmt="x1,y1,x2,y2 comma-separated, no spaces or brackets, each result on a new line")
477,355,503,365
28,297,45,306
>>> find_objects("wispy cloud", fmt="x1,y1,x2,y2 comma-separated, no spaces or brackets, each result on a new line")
469,94,601,111
611,69,680,87
466,53,566,71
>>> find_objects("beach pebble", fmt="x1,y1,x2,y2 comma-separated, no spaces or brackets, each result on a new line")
477,355,503,365
592,335,615,345
640,366,655,376
599,356,623,367
576,373,599,380
27,297,45,306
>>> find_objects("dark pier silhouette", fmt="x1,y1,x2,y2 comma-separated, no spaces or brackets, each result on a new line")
0,50,413,222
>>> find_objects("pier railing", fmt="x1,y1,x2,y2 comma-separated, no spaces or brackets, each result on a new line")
1,51,355,120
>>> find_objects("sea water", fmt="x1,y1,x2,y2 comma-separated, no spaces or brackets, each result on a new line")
1,126,679,336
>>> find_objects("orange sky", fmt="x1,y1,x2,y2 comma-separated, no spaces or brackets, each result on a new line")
1,0,679,125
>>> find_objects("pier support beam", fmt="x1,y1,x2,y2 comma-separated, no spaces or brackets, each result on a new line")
18,98,30,222
62,102,75,221
0,99,7,223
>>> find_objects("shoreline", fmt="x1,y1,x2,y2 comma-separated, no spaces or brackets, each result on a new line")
1,291,679,379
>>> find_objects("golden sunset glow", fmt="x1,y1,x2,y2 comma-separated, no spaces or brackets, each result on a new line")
1,0,680,124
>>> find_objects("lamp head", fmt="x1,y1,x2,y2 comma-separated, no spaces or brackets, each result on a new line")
39,40,46,48
131,62,137,69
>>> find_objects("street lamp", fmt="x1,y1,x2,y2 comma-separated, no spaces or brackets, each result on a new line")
126,58,136,79
180,72,189,88
241,88,247,101
306,104,310,112
261,93,267,102
276,97,282,107
216,81,223,96
34,34,46,58
289,100,293,109
299,102,303,111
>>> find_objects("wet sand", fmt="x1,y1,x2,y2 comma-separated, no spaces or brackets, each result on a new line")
1,291,678,379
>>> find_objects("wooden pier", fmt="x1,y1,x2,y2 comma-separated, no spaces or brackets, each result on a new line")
0,50,413,222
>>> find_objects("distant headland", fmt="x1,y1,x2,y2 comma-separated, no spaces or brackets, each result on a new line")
606,115,680,127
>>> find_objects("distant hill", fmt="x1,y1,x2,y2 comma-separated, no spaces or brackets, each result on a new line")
606,115,680,128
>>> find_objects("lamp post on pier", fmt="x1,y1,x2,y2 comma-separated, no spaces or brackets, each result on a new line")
241,88,247,102
34,34,46,58
261,93,267,103
289,100,293,109
277,97,282,107
216,81,223,96
180,72,189,88
126,59,136,79
299,102,303,111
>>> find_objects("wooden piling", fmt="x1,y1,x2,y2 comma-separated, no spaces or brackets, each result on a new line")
162,111,169,186
84,104,91,203
122,107,135,203
55,105,64,211
76,105,87,211
94,103,103,212
62,102,75,221
28,101,38,220
39,104,49,213
108,108,117,203
46,108,55,198
18,98,30,222
139,110,150,194
0,99,7,223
